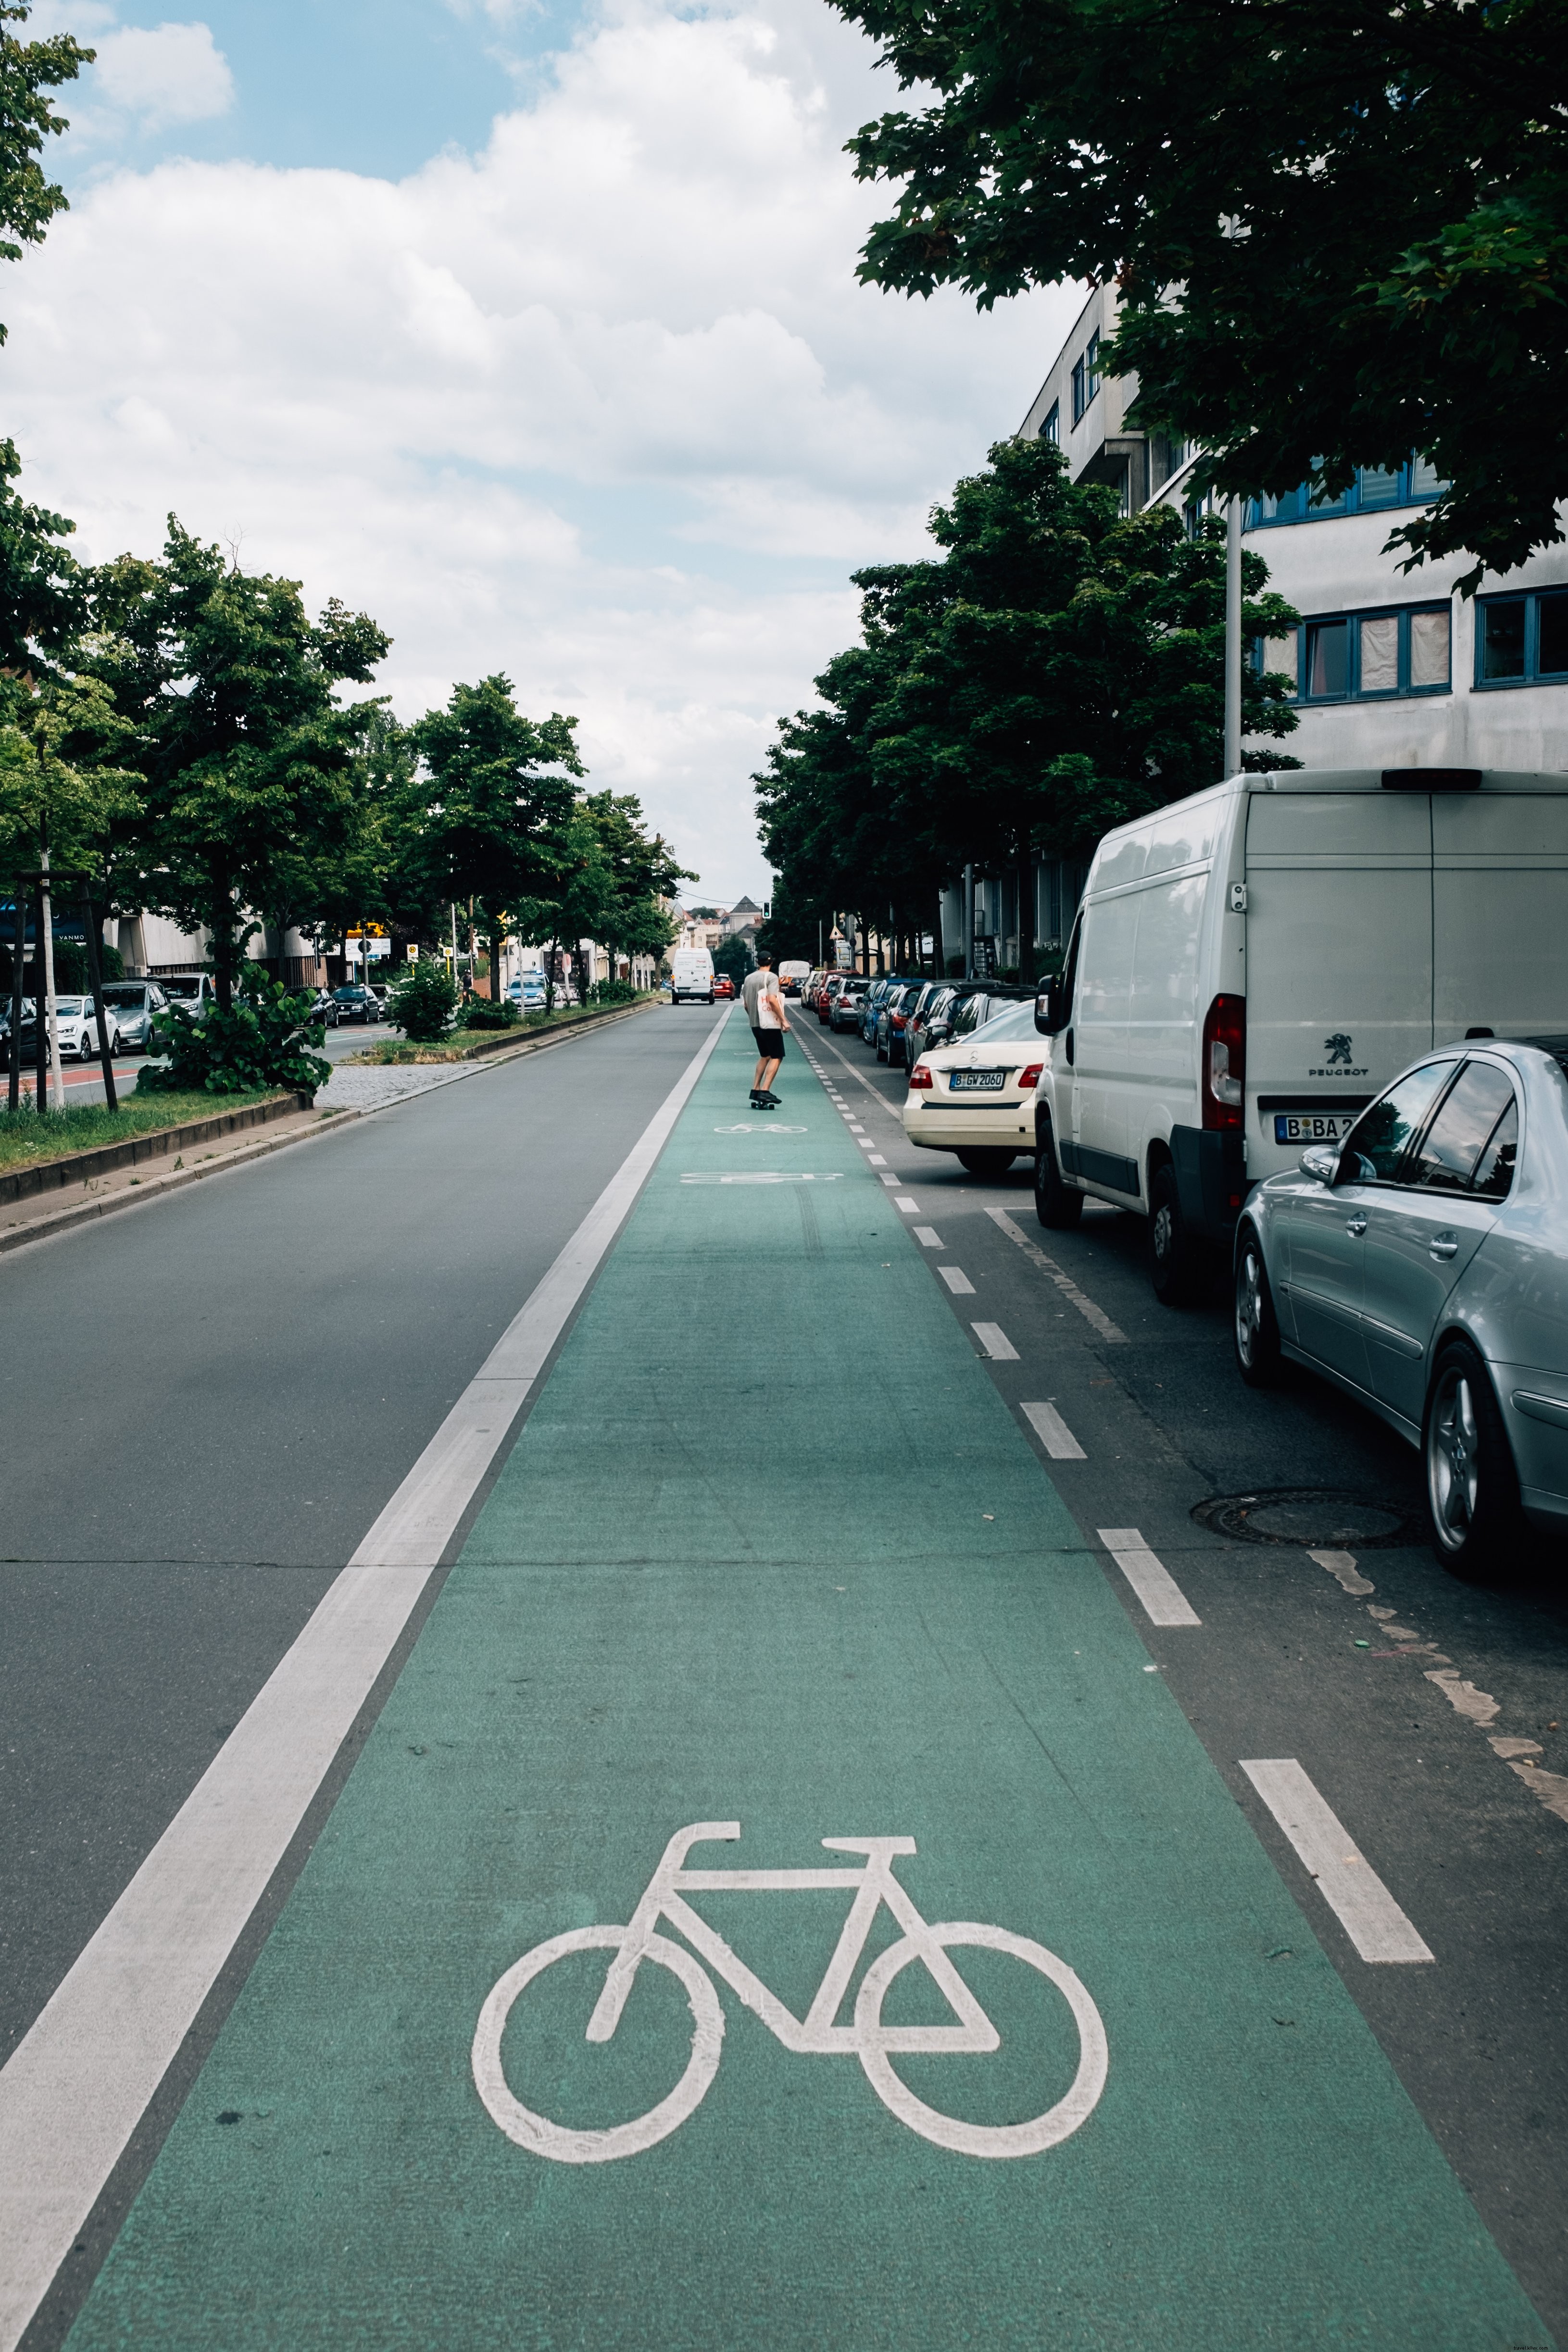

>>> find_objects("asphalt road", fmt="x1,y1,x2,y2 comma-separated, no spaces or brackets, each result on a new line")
3,998,1564,2349
803,1013,1568,2341
0,1004,723,2247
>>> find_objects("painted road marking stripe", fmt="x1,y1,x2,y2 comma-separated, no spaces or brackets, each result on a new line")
868,1153,888,1166
0,1013,731,2352
879,1173,899,1187
985,1208,1127,1343
894,1197,919,1213
972,1322,1019,1361
938,1266,975,1295
914,1227,942,1248
1098,1528,1201,1627
1021,1401,1085,1460
1240,1760,1435,1965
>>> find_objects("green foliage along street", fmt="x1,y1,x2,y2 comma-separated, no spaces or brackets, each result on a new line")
756,436,1298,977
830,0,1568,586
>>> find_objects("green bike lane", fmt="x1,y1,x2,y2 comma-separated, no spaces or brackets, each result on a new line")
67,1014,1548,2350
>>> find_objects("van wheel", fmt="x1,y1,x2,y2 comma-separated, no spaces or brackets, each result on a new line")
1233,1226,1284,1386
1423,1340,1522,1578
1148,1164,1203,1307
1033,1119,1083,1229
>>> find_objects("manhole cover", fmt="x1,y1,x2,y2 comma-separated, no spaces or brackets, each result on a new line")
1192,1488,1416,1548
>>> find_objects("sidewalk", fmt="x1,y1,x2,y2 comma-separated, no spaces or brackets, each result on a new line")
64,1016,1545,2350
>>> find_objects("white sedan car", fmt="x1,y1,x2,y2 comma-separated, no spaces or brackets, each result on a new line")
52,997,119,1059
902,1001,1043,1177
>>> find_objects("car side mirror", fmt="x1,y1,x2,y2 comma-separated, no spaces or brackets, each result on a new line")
1036,980,1066,1036
1299,1144,1342,1185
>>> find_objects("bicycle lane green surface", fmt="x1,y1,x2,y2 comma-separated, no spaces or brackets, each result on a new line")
68,1015,1547,2351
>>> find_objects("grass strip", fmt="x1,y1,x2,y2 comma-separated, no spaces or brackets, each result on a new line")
0,1088,278,1174
349,996,657,1064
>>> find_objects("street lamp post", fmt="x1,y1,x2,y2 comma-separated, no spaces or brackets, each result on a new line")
1224,497,1242,781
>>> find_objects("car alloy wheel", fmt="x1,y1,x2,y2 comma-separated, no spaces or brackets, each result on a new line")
1233,1229,1283,1387
1422,1340,1521,1576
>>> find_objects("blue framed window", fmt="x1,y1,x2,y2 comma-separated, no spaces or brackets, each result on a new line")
1070,333,1100,425
1254,602,1452,702
1475,588,1568,688
1041,400,1060,445
1247,457,1447,528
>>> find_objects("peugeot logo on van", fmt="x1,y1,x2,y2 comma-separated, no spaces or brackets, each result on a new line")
1308,1029,1368,1078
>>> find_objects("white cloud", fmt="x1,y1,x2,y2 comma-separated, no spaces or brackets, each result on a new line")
3,0,1081,895
88,21,235,131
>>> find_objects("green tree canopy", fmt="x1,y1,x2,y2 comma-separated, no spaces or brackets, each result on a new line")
412,675,583,992
833,0,1568,584
577,788,688,978
84,524,390,1008
0,1,91,340
758,437,1298,980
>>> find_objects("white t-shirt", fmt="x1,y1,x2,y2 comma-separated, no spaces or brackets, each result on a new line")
746,968,783,1028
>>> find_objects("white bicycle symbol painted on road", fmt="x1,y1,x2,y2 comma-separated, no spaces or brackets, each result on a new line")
472,1822,1108,2164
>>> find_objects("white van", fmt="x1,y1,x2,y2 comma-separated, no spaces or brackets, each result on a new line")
670,949,715,1005
1030,767,1568,1301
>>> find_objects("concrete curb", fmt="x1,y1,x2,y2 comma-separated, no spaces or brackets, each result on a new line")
0,1089,309,1209
0,995,672,1260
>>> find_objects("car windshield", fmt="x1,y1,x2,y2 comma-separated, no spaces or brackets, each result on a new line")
962,1001,1038,1045
54,997,87,1015
163,979,200,999
99,985,144,1006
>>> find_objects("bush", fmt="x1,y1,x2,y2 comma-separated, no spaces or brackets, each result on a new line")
138,970,330,1098
461,996,520,1030
389,962,458,1041
585,978,639,1006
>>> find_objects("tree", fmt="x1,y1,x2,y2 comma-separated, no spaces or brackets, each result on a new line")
758,437,1298,982
0,2,92,347
84,525,389,1010
577,789,688,984
0,439,82,671
712,932,753,988
832,0,1568,583
412,676,583,998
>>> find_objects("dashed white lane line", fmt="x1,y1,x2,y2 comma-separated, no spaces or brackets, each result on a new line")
1240,1759,1435,1965
914,1227,942,1248
1021,1401,1086,1461
1098,1527,1201,1627
879,1173,900,1188
938,1266,975,1295
972,1321,1019,1361
868,1153,888,1166
985,1207,1126,1343
894,1196,920,1213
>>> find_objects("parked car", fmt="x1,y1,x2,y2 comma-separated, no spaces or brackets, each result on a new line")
903,1001,1044,1176
816,976,852,1024
508,974,548,1010
0,997,120,1065
779,961,811,997
309,989,340,1028
829,979,871,1033
875,981,923,1068
160,974,218,1019
1232,1034,1568,1573
96,980,169,1052
331,984,381,1024
1029,765,1568,1305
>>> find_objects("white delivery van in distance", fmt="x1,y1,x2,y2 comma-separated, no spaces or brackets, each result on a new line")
670,949,715,1004
1030,767,1568,1302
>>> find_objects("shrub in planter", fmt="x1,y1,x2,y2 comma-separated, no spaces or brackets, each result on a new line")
461,997,520,1030
138,971,330,1098
585,978,638,1005
389,962,458,1041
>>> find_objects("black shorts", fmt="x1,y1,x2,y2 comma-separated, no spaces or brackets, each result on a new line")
752,1026,785,1059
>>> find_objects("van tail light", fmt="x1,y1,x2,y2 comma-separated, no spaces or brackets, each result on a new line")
1016,1063,1043,1090
1202,993,1245,1130
908,1062,933,1089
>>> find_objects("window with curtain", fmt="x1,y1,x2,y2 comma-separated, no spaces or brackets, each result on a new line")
1257,604,1451,701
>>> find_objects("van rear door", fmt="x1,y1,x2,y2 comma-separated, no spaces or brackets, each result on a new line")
1246,790,1433,1178
1432,790,1568,1036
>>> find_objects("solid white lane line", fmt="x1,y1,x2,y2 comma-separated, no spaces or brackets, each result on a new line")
1240,1760,1435,1964
914,1227,943,1248
1098,1527,1200,1627
972,1322,1019,1361
1021,1401,1086,1461
938,1266,975,1295
0,1014,730,2352
985,1207,1127,1344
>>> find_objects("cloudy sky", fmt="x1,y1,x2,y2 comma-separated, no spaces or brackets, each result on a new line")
7,0,1080,902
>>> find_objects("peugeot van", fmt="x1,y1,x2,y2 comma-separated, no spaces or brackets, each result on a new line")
1030,768,1568,1302
670,949,715,1005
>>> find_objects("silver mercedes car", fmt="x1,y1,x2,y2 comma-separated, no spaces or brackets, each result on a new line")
1233,1034,1568,1574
